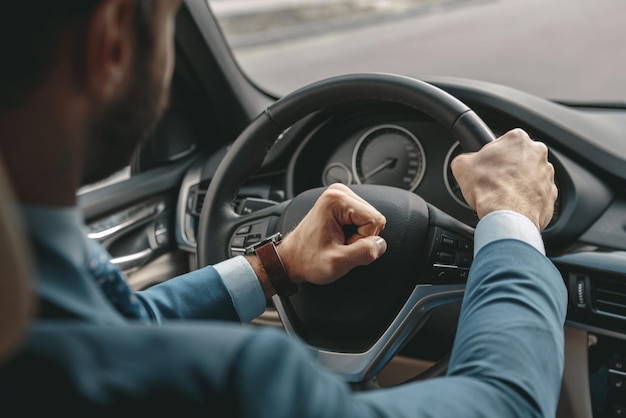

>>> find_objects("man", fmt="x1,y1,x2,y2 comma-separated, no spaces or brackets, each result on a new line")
0,0,566,417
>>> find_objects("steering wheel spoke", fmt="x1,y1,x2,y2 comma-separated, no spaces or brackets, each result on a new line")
275,281,465,383
225,201,290,257
423,204,475,286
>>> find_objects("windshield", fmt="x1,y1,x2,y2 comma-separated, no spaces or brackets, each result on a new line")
207,0,625,104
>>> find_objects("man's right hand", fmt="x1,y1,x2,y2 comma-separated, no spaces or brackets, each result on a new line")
278,183,387,286
451,128,558,231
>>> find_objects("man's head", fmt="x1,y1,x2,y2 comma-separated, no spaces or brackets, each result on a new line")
81,0,180,185
0,0,181,199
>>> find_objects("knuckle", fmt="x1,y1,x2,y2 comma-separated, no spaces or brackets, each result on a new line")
533,140,549,156
327,183,346,192
322,188,343,202
511,128,530,139
365,243,379,263
450,155,465,173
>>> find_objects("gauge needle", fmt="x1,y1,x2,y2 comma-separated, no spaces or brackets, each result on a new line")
362,157,397,182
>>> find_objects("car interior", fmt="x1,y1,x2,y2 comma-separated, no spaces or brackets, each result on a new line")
3,0,626,417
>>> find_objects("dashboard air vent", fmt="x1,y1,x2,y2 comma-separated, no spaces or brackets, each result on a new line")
591,275,626,319
186,185,206,217
194,190,206,216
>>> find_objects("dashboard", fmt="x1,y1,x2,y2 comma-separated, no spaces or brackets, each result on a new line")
286,103,568,233
176,78,626,417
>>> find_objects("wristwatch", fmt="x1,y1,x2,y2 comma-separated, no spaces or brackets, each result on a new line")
244,232,298,297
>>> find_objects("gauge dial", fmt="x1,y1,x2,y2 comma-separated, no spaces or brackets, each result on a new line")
443,142,472,209
323,163,352,186
352,125,426,191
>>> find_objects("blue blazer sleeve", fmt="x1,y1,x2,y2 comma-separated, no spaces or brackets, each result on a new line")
1,239,567,417
353,239,568,418
136,266,240,322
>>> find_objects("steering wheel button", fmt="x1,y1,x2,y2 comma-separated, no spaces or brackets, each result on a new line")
609,376,626,392
245,234,262,246
231,236,246,248
457,252,472,267
459,240,472,252
434,268,452,280
609,356,626,372
236,225,251,235
440,234,458,248
432,266,462,284
436,251,456,265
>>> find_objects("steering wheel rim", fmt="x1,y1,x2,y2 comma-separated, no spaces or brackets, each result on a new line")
197,73,495,384
197,73,494,265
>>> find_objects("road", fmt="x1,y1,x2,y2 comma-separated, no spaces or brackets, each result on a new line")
220,0,626,102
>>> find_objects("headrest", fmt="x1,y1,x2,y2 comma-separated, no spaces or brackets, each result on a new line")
0,152,34,362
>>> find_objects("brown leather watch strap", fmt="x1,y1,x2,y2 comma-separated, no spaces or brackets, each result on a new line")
255,241,298,298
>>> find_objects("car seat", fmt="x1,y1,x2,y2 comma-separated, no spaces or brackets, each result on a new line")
0,151,35,362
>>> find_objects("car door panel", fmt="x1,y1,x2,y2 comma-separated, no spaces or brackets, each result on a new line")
78,156,200,290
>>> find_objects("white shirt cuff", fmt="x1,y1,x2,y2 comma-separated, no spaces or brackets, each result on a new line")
474,210,545,257
213,255,266,322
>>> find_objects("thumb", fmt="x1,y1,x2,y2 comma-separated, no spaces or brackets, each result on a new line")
338,236,387,271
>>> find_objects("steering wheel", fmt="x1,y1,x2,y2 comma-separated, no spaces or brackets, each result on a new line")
197,73,496,387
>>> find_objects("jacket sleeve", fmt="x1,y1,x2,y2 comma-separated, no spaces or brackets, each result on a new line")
229,240,567,418
350,239,568,418
1,239,567,417
135,265,240,322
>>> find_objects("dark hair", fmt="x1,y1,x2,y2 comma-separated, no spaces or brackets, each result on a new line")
0,1,155,107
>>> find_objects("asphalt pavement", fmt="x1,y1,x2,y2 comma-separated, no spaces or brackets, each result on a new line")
208,0,469,48
223,0,626,102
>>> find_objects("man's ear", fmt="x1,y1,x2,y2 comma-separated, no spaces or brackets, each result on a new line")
84,0,135,101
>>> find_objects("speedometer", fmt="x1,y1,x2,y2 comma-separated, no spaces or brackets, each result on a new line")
352,125,426,192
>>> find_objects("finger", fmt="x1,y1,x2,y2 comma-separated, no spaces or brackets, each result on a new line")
321,186,386,236
327,183,371,206
497,128,531,143
336,236,387,272
450,152,473,177
335,198,386,237
508,127,532,140
328,185,386,232
450,153,478,210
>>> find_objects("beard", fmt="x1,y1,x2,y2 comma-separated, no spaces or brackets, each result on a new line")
81,57,169,186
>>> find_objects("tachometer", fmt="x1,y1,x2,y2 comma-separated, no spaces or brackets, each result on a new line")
352,125,426,191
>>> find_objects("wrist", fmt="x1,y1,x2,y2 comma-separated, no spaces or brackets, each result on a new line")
475,210,545,256
245,233,298,298
245,254,277,300
274,233,301,284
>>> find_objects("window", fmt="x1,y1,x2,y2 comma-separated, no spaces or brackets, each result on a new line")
208,0,626,103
